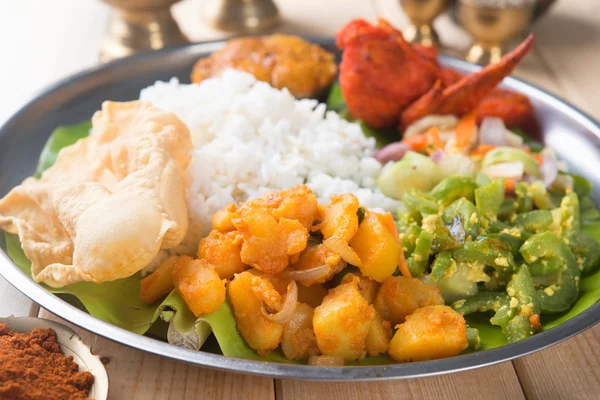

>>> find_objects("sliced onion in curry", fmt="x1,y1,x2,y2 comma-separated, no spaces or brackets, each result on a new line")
278,265,332,284
261,280,298,324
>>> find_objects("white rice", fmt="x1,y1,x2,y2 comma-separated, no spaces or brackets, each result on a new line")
140,69,400,243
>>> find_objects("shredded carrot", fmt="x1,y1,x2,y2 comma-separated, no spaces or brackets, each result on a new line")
471,144,497,156
505,179,516,191
530,314,541,330
379,213,397,236
379,212,412,278
402,133,429,151
532,153,544,166
398,249,411,278
455,112,477,148
428,126,444,149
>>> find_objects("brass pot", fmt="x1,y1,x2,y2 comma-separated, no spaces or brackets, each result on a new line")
459,0,534,65
400,0,449,46
203,0,280,33
100,0,188,62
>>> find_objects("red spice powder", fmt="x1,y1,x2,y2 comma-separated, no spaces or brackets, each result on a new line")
0,323,94,400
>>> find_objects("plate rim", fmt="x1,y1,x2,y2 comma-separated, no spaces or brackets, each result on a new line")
1,38,600,381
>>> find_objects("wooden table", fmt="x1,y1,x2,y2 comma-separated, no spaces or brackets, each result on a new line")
2,0,600,398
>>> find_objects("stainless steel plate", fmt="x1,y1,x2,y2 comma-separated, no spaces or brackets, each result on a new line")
1,39,600,381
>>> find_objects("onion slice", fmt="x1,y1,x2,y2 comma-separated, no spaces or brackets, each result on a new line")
431,149,444,163
479,117,508,146
481,161,524,180
278,265,332,284
374,142,411,163
540,156,558,187
261,280,298,324
540,149,559,187
404,115,459,138
323,236,363,268
447,215,466,243
437,153,476,177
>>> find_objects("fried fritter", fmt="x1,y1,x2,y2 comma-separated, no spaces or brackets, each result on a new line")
0,101,192,287
191,34,337,99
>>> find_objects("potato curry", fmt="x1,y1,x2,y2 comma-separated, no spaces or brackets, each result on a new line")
141,185,469,364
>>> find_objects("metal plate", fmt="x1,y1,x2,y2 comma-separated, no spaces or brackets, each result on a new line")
1,39,600,381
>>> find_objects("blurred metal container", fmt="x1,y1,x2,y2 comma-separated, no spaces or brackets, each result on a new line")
400,0,449,46
100,0,188,62
203,0,280,33
459,0,534,64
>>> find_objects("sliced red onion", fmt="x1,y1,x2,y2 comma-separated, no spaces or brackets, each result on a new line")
431,150,444,163
374,142,411,163
482,161,524,180
479,117,508,146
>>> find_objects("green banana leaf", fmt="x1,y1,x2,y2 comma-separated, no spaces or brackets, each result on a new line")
5,233,156,334
326,82,396,148
35,121,91,177
4,119,600,363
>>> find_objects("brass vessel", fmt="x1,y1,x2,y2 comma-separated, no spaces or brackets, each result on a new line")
203,0,280,33
459,0,533,65
399,0,448,46
100,0,188,62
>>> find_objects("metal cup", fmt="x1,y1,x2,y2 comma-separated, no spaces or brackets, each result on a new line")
203,0,280,33
459,0,533,65
99,0,188,62
399,0,449,46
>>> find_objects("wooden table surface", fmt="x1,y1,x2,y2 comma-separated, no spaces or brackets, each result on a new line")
1,0,600,399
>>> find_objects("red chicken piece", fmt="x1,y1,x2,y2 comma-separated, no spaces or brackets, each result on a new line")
400,34,535,128
473,88,534,128
336,19,439,128
436,67,533,128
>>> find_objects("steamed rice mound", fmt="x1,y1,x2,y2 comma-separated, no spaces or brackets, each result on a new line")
140,69,399,253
